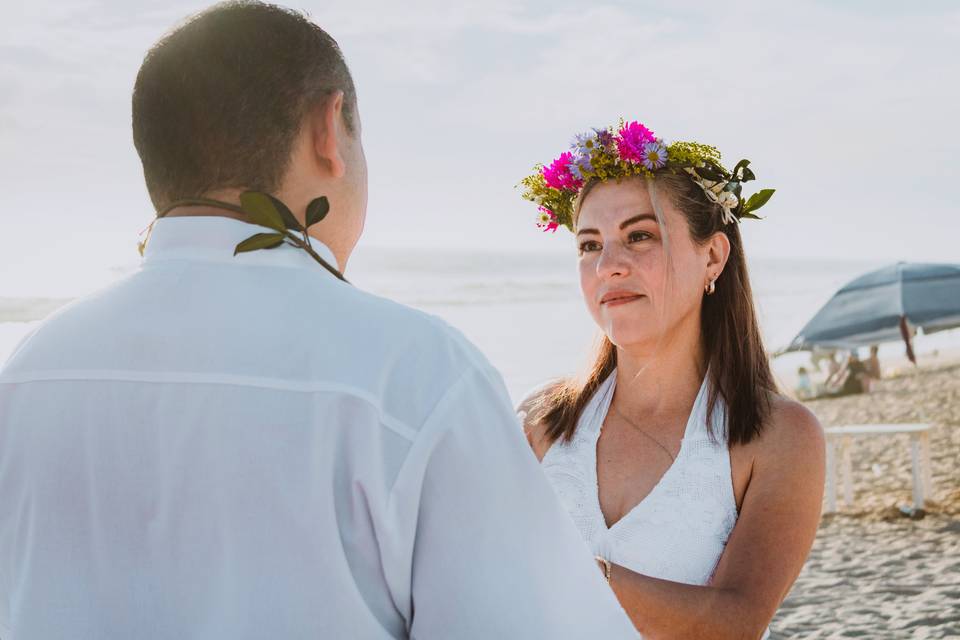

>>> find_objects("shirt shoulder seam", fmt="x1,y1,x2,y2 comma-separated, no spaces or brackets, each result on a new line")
0,368,419,442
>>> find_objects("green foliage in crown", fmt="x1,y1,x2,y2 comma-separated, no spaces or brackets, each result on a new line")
519,119,774,233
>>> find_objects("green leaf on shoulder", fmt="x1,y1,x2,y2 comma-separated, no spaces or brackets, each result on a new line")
234,232,287,255
239,192,286,232
266,194,303,232
306,196,330,228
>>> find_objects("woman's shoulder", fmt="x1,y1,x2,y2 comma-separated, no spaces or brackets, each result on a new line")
754,393,825,465
516,378,565,462
726,392,825,515
730,394,825,513
515,378,564,416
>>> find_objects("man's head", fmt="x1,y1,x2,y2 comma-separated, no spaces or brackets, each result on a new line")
133,1,367,266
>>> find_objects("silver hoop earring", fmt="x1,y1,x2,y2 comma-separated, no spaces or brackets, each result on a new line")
705,279,716,295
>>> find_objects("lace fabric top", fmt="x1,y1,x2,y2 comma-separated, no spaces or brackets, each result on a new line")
541,370,738,586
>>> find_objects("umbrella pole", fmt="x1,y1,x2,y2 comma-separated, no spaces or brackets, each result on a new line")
899,316,917,365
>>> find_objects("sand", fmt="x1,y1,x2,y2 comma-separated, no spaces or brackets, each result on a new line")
768,356,960,639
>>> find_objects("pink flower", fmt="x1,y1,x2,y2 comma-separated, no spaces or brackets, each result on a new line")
616,121,656,164
541,151,583,191
536,207,560,233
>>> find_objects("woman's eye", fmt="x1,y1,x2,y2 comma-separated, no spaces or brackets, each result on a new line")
628,231,652,243
579,240,601,253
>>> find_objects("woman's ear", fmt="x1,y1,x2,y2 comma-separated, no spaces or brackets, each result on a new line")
311,91,346,179
706,231,732,280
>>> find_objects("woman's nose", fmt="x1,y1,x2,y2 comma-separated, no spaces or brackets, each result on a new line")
596,242,630,280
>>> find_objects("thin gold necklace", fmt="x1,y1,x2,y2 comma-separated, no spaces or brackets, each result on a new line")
609,403,677,462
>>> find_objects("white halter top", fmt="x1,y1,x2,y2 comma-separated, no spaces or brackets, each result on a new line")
541,370,739,586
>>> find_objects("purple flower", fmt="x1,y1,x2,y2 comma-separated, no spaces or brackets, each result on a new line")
570,131,598,154
593,128,615,147
568,152,594,180
640,140,668,170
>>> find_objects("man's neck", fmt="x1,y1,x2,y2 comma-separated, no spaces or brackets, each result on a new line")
160,189,249,221
158,190,349,272
161,207,248,222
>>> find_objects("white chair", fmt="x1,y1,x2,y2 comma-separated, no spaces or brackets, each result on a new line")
824,424,934,513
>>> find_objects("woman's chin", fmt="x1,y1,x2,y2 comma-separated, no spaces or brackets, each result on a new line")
598,307,658,333
601,326,665,351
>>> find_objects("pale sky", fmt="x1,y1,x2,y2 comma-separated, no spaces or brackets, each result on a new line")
1,0,958,297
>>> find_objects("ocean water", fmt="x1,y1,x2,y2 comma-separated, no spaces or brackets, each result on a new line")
2,249,955,400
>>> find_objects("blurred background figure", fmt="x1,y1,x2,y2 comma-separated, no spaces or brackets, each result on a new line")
810,347,839,375
824,350,870,397
795,366,815,400
866,344,882,380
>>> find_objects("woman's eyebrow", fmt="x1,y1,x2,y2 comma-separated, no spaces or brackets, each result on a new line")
619,213,656,229
577,213,657,237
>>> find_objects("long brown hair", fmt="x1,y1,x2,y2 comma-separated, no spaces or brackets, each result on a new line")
532,173,776,447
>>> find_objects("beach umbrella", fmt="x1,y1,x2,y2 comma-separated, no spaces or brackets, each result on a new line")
780,262,960,361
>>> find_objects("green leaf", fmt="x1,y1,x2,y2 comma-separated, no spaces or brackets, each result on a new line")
744,188,775,213
739,211,763,220
306,196,330,228
239,192,286,232
732,160,756,183
695,164,727,182
266,194,303,231
234,232,286,255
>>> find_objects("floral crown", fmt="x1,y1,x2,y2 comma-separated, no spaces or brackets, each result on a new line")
519,119,775,233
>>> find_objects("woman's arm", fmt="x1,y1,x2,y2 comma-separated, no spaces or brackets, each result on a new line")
606,398,825,640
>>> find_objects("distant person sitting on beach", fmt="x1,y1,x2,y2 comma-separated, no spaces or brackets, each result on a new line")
865,345,881,380
810,347,838,374
825,351,869,397
825,351,841,377
823,351,845,390
795,366,815,400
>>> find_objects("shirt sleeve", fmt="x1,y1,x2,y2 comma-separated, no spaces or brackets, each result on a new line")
396,365,637,639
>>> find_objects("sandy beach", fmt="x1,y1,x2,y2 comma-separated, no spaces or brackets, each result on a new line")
769,355,960,639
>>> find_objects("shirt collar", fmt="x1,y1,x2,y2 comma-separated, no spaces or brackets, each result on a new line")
141,216,340,273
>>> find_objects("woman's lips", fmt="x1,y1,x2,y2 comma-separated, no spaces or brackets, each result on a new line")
600,293,645,307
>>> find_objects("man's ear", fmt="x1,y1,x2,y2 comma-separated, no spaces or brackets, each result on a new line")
312,91,346,179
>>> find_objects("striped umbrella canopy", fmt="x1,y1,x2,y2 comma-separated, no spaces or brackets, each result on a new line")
781,262,960,357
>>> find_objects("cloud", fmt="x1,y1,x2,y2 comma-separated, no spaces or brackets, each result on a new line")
349,1,960,259
0,0,957,271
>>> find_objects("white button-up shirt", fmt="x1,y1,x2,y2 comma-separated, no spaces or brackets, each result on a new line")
0,217,635,639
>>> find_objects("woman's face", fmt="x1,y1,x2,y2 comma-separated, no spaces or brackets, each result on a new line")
576,177,714,352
